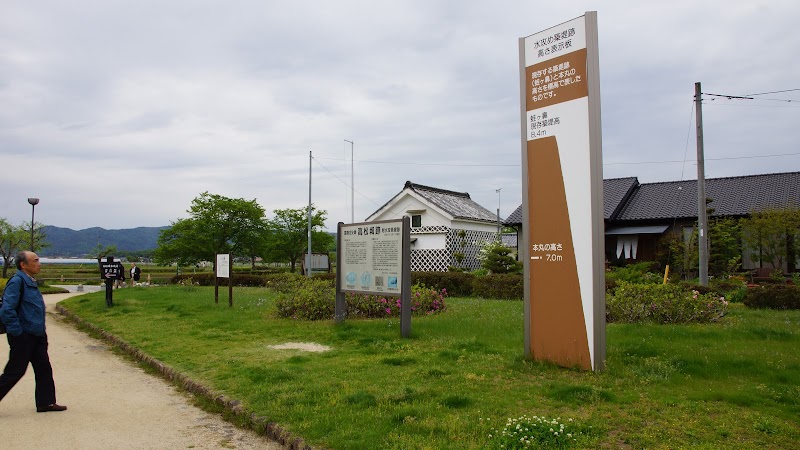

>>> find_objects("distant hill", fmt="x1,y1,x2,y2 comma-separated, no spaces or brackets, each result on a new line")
41,226,167,257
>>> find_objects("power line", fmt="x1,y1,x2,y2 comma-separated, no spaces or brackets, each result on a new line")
315,156,517,167
746,88,800,96
605,151,800,166
703,91,798,103
311,156,383,208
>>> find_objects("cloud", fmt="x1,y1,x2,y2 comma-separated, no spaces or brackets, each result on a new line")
1,0,798,231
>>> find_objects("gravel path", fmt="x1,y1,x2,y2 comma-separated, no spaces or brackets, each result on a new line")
0,291,282,450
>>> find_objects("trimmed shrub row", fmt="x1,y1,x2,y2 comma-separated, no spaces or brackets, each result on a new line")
743,285,800,309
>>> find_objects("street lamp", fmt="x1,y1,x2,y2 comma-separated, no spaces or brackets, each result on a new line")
27,197,39,251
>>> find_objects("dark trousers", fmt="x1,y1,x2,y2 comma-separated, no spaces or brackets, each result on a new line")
0,332,57,407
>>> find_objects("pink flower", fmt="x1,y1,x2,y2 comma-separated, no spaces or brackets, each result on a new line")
385,308,392,314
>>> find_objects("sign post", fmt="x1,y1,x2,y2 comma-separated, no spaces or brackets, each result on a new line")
519,12,605,371
215,253,233,306
337,218,411,337
97,256,122,307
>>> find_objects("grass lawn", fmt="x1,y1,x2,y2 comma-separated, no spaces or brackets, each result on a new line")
59,286,800,449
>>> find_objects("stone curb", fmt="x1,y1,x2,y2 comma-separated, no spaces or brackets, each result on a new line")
55,304,318,450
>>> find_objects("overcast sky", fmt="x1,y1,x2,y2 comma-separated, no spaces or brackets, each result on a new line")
2,1,798,232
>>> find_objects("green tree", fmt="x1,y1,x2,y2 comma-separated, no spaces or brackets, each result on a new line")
740,207,800,271
154,192,267,270
708,217,742,277
263,205,333,272
0,219,48,278
477,240,521,274
656,229,698,281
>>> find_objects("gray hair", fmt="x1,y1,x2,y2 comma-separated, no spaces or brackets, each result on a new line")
15,251,29,270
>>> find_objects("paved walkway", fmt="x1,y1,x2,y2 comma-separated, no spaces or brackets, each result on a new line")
0,291,281,450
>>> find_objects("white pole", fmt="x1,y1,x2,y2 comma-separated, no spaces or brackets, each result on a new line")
308,151,313,278
345,139,354,223
495,188,502,238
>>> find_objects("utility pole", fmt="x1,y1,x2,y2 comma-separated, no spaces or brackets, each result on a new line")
307,151,312,278
344,139,354,223
695,82,709,286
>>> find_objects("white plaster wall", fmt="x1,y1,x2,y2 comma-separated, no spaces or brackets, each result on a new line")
370,192,452,229
413,234,446,250
452,219,498,234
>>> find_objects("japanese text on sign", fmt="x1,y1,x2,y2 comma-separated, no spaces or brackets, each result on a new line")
531,27,576,58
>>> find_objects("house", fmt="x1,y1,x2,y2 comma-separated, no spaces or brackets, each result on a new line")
505,171,800,271
366,181,500,271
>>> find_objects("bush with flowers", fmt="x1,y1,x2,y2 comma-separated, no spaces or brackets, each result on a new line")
606,282,729,324
275,279,446,320
483,414,591,449
346,282,447,318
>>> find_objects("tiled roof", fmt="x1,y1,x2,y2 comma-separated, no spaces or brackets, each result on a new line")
503,172,800,225
503,177,639,226
604,177,639,219
406,182,498,222
615,172,800,221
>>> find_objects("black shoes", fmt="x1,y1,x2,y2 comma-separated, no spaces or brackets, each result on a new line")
36,403,67,412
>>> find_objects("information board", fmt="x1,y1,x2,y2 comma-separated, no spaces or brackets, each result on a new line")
216,254,230,278
519,12,605,371
339,220,404,295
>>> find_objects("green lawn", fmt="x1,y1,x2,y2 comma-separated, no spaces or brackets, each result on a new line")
59,287,800,449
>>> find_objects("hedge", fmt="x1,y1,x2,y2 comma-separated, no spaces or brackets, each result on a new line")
411,271,476,297
743,285,800,309
472,274,524,300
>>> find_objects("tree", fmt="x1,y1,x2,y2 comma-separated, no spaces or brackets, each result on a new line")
0,219,48,278
1,219,25,278
741,207,800,271
263,205,334,272
708,217,742,277
154,192,267,270
477,240,521,274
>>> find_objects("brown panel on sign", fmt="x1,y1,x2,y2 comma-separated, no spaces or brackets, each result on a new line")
527,136,591,370
526,49,588,110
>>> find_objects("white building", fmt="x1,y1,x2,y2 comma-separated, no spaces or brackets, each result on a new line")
366,181,499,271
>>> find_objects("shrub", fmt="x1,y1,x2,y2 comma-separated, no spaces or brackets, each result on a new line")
606,262,662,292
275,278,335,320
264,273,306,293
743,285,800,309
473,274,523,300
477,240,522,274
275,280,447,320
345,283,447,318
412,271,475,297
606,282,729,324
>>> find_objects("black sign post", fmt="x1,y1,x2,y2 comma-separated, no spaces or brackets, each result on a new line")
97,256,122,307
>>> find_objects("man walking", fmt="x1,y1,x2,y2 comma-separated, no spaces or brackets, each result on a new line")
0,251,67,412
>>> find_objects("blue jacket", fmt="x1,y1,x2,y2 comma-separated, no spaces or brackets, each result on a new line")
1,272,46,336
